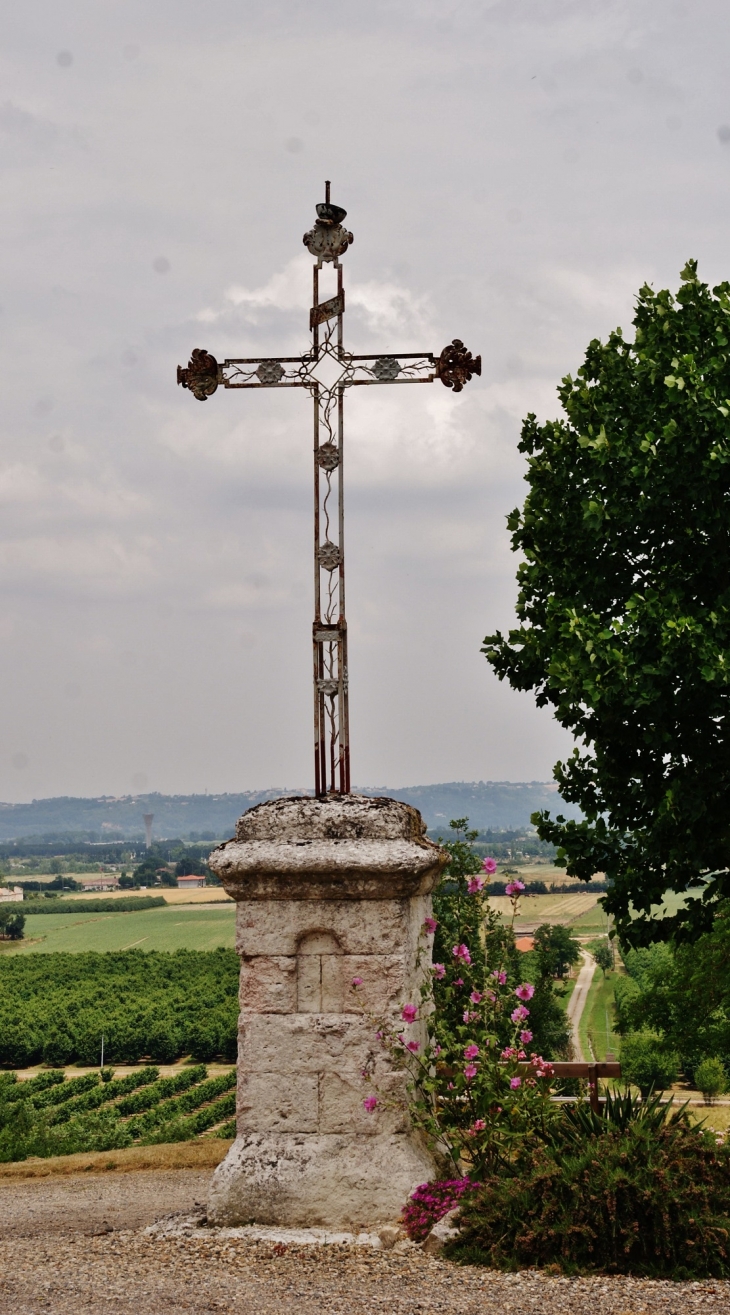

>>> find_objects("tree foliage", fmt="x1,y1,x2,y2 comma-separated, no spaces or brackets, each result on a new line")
483,263,730,944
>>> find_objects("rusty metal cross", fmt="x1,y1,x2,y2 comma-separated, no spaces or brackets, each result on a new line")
177,183,480,797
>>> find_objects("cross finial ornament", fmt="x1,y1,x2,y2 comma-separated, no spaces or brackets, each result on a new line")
177,184,480,797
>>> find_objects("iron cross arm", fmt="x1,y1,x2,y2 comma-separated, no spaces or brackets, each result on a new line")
177,339,481,399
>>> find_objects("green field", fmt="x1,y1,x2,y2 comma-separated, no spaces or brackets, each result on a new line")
1,904,236,955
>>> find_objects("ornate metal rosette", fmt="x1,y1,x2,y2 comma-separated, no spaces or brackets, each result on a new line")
317,677,339,697
374,357,401,381
318,540,341,571
177,349,219,400
256,360,285,385
436,339,482,393
316,442,340,471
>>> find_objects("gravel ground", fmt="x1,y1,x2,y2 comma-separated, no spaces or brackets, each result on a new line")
1,1169,730,1314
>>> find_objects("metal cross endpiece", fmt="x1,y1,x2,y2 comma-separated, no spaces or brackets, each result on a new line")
177,182,480,798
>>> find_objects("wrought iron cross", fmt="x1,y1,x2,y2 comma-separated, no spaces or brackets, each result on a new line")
177,183,480,797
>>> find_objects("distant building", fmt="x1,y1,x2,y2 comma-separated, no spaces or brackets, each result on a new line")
515,935,535,953
176,875,206,889
78,875,120,892
0,886,23,903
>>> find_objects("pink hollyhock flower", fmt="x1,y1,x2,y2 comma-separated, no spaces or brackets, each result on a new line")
510,1076,522,1090
515,983,535,1002
401,1003,418,1024
432,1044,442,1057
432,963,446,979
467,876,485,894
501,1046,517,1060
454,978,464,987
351,976,363,987
511,1005,530,1023
517,1049,527,1060
491,970,507,985
519,1030,533,1044
464,1043,480,1060
447,1081,455,1090
468,1119,486,1135
374,1030,383,1040
505,879,526,897
363,1096,378,1112
452,943,472,965
482,857,497,874
470,990,482,1004
405,1040,420,1053
464,1064,477,1080
423,916,438,934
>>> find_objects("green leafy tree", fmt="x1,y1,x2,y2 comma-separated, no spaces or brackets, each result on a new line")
482,263,730,945
695,1056,727,1105
592,941,615,976
0,909,25,940
620,1031,679,1097
533,924,581,979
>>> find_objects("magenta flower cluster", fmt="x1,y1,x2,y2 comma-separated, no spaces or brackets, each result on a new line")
401,1178,476,1243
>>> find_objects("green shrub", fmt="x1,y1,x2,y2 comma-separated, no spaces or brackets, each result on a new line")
620,1032,679,1096
451,1095,730,1277
695,1057,727,1105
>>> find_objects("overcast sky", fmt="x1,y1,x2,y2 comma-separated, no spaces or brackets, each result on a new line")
0,0,728,802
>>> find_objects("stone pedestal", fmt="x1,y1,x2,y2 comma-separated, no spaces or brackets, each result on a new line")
206,794,447,1230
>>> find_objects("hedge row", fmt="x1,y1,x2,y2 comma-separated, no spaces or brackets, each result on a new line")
20,896,167,914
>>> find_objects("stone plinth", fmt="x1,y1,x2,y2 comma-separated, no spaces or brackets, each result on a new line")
206,794,447,1230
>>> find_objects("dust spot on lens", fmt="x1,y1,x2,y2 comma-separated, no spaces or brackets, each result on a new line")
285,137,304,154
153,257,170,274
12,752,29,770
718,125,730,144
57,51,73,68
627,68,643,84
123,44,140,61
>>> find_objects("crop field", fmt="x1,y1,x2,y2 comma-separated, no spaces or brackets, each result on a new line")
2,904,236,955
0,1064,237,1162
487,892,601,931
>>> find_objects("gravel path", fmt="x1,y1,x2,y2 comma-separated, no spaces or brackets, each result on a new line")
1,1169,729,1313
566,950,596,1059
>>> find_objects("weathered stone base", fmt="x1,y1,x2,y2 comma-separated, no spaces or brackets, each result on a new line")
207,1131,437,1230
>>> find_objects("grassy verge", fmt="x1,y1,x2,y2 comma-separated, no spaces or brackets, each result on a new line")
2,904,236,954
579,967,619,1061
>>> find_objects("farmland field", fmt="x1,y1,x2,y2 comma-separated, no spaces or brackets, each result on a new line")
487,892,601,932
1,904,236,954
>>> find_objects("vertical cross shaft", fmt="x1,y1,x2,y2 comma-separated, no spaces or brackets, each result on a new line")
176,184,480,798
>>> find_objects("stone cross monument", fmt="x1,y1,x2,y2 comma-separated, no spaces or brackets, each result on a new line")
177,188,479,1229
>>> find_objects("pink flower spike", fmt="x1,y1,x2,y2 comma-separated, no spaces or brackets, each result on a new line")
510,1076,522,1090
405,1040,420,1053
511,1005,530,1023
491,970,507,985
401,1003,418,1024
432,963,446,979
351,976,363,987
452,943,472,965
519,1030,533,1044
515,983,535,1001
482,857,497,874
464,1043,480,1060
363,1095,378,1112
470,991,482,1004
467,876,485,894
423,916,438,935
464,1064,477,1080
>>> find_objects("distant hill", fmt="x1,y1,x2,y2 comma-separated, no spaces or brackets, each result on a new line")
0,782,580,842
